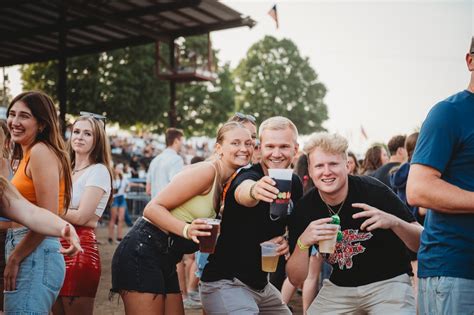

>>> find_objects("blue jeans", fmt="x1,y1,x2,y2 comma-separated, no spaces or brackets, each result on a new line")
418,276,474,315
4,227,65,314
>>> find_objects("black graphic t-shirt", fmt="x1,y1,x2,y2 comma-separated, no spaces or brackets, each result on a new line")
289,175,415,287
202,163,303,290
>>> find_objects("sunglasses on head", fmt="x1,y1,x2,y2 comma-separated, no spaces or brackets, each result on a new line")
235,112,256,123
80,111,107,128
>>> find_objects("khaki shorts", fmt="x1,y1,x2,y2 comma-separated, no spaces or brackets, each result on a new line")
200,278,291,315
307,273,416,315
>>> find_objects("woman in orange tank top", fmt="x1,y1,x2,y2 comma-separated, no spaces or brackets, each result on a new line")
5,91,73,314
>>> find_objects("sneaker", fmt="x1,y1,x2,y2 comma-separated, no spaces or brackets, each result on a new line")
183,298,201,309
108,238,113,244
188,290,201,302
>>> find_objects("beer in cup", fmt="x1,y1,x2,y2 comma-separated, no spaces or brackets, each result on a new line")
197,218,221,254
260,242,279,272
268,168,293,220
318,224,340,254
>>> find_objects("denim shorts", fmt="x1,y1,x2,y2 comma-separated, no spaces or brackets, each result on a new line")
4,227,65,314
112,195,127,208
111,217,181,295
418,276,474,314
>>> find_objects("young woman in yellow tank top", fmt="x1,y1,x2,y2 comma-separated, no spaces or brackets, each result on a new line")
5,91,73,314
111,121,254,315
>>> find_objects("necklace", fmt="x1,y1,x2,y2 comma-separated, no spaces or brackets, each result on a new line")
318,191,346,217
72,164,92,175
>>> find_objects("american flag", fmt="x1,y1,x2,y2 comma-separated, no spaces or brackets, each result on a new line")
268,4,279,29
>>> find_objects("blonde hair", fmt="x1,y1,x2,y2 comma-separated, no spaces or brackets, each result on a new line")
258,116,298,143
304,132,348,158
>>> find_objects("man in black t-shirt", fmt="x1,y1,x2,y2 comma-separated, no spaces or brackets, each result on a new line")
287,132,422,315
200,116,303,315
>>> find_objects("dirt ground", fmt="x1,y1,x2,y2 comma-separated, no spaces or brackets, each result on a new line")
94,225,303,314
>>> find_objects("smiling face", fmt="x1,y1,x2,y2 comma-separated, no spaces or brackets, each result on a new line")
216,127,253,170
260,127,299,172
7,101,40,148
70,120,95,156
308,147,349,203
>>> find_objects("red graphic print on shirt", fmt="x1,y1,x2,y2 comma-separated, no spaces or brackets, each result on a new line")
327,229,373,270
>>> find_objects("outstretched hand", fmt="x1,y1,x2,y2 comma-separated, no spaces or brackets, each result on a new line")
352,203,399,231
251,176,279,203
60,224,83,256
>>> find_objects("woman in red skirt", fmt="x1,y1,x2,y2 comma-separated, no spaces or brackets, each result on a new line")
53,115,112,314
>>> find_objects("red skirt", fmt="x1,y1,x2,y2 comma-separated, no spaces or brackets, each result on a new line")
59,226,101,297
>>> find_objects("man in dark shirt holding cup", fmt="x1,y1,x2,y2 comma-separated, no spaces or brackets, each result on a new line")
287,132,422,314
200,116,303,314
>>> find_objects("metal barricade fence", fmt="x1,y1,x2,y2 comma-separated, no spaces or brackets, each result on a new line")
126,178,150,222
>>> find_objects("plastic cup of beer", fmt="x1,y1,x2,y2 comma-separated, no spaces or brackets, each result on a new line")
318,224,339,254
197,218,221,254
260,242,279,272
268,169,293,220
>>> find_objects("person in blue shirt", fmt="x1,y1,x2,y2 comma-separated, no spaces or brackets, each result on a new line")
407,37,474,314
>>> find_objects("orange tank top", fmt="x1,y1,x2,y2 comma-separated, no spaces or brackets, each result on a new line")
11,149,66,215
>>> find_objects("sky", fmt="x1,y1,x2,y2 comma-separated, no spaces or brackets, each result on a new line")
3,0,474,154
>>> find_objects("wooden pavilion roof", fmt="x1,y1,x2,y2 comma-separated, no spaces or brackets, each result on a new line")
0,0,256,67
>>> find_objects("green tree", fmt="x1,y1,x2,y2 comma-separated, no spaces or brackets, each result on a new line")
234,36,328,134
20,35,235,135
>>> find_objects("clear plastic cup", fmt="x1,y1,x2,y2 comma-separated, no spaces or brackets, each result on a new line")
197,218,221,254
318,224,340,254
260,242,279,272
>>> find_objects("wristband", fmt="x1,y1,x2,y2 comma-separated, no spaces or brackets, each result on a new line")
249,182,258,200
297,238,310,250
182,224,190,240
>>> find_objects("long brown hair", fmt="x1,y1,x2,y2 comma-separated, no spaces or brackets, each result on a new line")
68,116,113,204
7,91,72,211
361,145,384,174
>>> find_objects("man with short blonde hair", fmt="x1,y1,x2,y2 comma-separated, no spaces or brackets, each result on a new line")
200,116,303,315
287,132,422,314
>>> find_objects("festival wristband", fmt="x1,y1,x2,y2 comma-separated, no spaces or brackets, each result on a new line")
182,223,191,240
297,238,310,250
249,182,258,200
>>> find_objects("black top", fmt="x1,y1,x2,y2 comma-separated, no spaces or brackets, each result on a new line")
372,162,400,187
201,163,303,290
289,175,415,287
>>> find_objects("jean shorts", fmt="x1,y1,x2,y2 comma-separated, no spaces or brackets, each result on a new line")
4,227,65,314
111,217,181,295
418,276,474,314
112,195,127,208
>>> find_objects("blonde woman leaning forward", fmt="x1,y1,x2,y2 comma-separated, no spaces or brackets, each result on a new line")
111,121,254,315
53,115,113,315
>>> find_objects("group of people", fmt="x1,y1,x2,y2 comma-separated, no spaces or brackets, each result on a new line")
109,37,473,315
0,39,472,315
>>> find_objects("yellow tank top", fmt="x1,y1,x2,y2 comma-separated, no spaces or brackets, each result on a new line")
170,163,218,223
11,149,66,216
